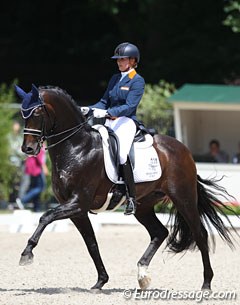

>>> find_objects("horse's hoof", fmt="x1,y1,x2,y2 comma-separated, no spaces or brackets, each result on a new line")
19,253,34,266
90,287,102,294
201,284,211,291
91,274,109,290
91,282,104,290
138,275,151,290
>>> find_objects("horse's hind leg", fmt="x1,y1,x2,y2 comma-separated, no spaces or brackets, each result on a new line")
183,208,213,290
135,202,169,289
170,195,213,290
71,216,109,290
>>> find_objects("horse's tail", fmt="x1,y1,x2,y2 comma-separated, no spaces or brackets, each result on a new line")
167,175,238,253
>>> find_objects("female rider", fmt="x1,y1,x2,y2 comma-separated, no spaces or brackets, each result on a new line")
81,42,145,215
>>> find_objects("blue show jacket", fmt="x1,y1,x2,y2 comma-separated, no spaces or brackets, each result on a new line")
91,69,145,121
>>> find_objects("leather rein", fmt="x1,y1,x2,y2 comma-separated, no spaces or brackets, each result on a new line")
23,97,91,150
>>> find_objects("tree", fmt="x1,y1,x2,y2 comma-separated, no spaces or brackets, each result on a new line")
223,0,240,33
0,81,18,201
1,0,240,101
137,80,175,135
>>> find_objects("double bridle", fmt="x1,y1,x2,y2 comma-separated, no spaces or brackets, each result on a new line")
23,102,91,150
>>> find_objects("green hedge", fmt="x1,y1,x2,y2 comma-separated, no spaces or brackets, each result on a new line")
0,81,19,200
154,201,240,215
137,80,175,135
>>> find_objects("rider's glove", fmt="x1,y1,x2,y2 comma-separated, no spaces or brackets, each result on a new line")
80,107,90,115
93,108,108,118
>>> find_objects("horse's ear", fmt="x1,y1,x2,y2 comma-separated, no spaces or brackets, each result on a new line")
31,83,39,99
14,85,27,100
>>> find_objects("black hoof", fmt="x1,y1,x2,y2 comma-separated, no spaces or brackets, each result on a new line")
91,275,109,290
201,283,211,291
90,287,102,294
19,253,34,266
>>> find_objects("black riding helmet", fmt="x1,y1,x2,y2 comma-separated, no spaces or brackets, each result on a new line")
111,42,140,63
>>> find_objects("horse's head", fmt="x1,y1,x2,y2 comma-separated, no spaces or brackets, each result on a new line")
15,84,47,155
15,84,88,155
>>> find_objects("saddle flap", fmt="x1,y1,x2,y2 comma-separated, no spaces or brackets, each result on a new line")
92,124,161,184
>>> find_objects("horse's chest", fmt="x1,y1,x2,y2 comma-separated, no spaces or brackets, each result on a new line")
58,170,72,185
52,169,73,192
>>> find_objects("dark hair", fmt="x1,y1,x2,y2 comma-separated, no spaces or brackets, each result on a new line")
209,139,220,147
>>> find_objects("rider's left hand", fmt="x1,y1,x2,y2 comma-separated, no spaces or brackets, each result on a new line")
93,108,108,118
80,107,90,115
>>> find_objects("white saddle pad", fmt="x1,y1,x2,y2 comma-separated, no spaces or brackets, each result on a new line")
93,125,162,184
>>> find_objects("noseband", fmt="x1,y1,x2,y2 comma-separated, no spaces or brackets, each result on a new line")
23,128,43,137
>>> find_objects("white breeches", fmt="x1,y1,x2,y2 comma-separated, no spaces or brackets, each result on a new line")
105,117,136,164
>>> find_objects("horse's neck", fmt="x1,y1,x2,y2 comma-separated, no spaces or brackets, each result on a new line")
48,125,103,168
47,94,84,128
54,109,84,129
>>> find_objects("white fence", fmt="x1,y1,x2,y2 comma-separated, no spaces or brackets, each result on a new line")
0,162,239,234
196,163,240,204
0,209,239,234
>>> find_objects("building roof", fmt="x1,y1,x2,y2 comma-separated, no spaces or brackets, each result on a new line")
168,84,240,104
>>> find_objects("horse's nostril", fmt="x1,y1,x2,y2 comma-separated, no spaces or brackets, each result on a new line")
22,145,34,154
26,147,34,153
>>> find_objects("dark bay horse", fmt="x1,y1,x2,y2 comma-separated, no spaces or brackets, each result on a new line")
15,84,237,291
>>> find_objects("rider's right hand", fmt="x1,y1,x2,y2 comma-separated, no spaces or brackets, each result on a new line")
80,107,90,115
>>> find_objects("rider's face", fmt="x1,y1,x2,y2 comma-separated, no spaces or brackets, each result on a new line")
117,57,135,72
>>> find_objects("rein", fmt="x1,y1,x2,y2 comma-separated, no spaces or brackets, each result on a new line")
44,119,90,149
23,105,93,150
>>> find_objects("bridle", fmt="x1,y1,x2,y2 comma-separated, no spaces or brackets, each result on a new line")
23,95,91,150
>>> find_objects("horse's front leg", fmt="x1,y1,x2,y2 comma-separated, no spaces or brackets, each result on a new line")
19,199,82,266
71,216,109,290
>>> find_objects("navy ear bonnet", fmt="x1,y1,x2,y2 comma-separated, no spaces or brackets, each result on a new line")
15,84,44,119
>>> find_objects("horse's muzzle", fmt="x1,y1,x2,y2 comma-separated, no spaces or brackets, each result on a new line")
22,142,41,156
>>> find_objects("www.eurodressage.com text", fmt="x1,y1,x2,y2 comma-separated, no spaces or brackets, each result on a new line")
123,288,237,302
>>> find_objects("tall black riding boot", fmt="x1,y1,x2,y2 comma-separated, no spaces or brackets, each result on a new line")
121,160,137,215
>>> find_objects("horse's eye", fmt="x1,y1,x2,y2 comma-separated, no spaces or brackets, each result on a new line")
33,111,41,117
33,107,42,117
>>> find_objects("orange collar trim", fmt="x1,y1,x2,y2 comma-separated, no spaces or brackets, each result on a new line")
128,69,137,79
